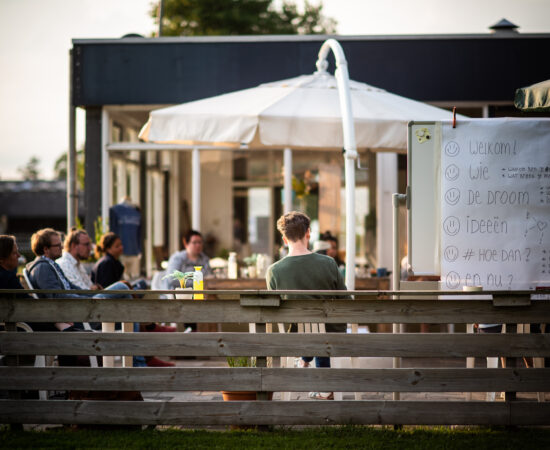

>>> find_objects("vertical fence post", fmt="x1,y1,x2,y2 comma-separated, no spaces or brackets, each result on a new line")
5,322,23,430
255,321,268,401
504,323,518,402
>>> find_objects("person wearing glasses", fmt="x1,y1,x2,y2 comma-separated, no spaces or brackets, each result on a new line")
56,228,102,290
26,228,130,304
164,230,212,289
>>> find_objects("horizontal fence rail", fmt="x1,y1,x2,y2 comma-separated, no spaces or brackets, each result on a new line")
2,296,550,324
2,367,550,393
1,400,550,426
2,332,550,357
1,289,549,427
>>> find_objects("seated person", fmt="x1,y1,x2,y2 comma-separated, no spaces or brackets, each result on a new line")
0,235,63,332
165,230,212,289
28,228,174,367
0,235,87,371
91,231,175,367
91,231,149,292
91,232,173,329
319,231,345,267
266,212,348,400
57,228,102,290
92,232,125,289
27,228,130,304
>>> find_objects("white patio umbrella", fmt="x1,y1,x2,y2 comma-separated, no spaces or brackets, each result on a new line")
140,39,460,289
140,64,455,152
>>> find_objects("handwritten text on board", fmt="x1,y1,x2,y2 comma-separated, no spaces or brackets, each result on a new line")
441,120,550,290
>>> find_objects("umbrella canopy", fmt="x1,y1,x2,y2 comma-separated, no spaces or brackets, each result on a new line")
514,79,550,112
139,70,460,152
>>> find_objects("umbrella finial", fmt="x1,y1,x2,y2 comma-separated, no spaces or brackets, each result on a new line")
315,58,328,74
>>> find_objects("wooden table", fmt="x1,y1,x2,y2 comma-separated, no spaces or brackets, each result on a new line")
205,277,390,291
199,277,391,333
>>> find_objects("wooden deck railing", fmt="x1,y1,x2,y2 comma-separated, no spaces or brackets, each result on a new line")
1,289,549,426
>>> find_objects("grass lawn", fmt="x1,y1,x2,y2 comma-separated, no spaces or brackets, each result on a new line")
1,426,550,449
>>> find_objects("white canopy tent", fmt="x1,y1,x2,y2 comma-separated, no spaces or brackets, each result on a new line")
139,39,462,289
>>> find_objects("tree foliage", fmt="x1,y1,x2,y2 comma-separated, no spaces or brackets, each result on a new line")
18,156,41,181
53,149,85,190
151,0,337,36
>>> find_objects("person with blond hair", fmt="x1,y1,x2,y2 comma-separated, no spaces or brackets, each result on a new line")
56,228,101,290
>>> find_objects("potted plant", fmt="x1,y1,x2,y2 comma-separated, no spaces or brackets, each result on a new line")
162,270,194,288
162,270,195,299
222,356,273,401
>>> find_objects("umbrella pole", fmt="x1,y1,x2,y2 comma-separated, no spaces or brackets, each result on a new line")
192,147,201,230
317,39,358,290
283,148,293,213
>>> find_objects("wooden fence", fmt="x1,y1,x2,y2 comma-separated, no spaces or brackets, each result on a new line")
1,288,550,427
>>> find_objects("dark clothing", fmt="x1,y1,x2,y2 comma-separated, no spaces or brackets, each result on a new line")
0,265,57,332
110,202,142,256
92,253,124,288
0,266,27,293
26,257,83,299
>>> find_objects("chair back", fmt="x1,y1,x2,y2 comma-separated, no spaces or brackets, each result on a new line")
20,269,99,369
22,268,39,299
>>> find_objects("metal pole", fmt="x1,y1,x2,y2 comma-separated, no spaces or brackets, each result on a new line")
67,49,77,231
392,193,407,401
192,147,201,230
101,108,110,232
316,39,358,291
283,148,292,213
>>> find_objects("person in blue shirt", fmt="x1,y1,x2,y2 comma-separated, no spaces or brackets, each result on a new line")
109,199,142,256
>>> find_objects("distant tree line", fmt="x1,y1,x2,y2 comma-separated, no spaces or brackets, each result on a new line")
151,0,337,36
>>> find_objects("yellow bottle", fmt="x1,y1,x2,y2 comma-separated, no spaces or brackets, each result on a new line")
193,266,204,300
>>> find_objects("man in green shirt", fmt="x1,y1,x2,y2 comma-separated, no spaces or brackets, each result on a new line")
266,211,348,399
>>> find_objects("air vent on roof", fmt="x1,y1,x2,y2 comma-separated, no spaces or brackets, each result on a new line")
489,18,519,34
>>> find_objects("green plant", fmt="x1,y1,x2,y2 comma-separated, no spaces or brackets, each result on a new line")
162,270,195,288
93,216,106,247
243,254,257,267
226,356,256,367
217,248,230,259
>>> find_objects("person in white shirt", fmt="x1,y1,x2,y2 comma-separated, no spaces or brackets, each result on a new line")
56,228,176,367
56,228,100,290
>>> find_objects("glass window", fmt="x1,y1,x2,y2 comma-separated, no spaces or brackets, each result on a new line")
233,187,273,257
232,150,282,183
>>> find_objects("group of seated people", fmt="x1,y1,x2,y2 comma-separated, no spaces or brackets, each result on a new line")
0,228,176,367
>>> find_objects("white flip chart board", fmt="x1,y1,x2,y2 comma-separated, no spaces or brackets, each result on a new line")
408,118,550,290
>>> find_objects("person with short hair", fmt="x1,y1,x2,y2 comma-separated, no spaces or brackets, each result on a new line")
266,211,348,400
26,228,130,302
27,228,174,367
56,228,100,290
164,230,212,288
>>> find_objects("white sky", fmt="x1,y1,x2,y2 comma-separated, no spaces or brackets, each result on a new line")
0,0,549,180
